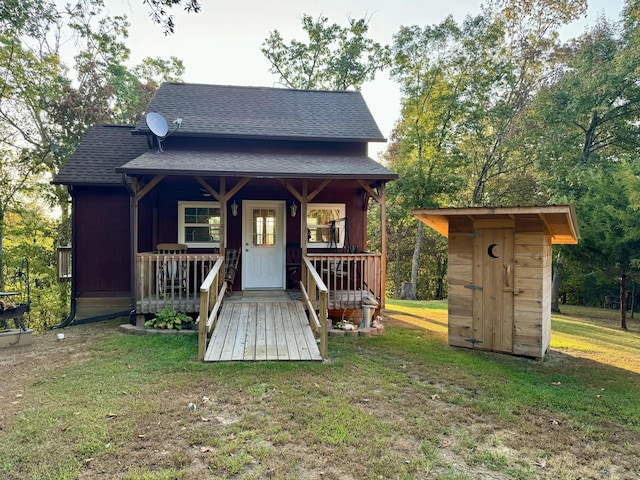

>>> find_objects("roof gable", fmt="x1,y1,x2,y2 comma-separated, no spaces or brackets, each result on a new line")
133,83,386,142
52,125,148,186
414,205,580,245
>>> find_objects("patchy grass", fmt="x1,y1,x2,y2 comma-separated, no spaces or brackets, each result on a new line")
1,302,639,479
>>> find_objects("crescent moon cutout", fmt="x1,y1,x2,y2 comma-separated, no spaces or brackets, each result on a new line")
488,244,499,259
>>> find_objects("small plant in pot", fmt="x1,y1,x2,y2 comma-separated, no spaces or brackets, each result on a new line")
145,308,192,330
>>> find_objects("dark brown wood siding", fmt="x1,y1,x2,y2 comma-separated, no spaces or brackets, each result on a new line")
138,177,368,254
74,186,131,295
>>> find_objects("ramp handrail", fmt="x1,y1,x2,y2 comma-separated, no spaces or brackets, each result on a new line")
300,256,329,360
197,256,226,361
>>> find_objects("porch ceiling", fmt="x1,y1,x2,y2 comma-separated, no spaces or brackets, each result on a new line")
115,149,398,181
413,205,580,245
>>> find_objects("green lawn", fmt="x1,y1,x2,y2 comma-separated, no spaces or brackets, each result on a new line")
1,301,639,479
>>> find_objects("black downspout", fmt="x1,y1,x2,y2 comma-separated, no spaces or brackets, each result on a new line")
54,186,77,329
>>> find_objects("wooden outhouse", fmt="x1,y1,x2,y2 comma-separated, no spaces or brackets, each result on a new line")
414,205,579,359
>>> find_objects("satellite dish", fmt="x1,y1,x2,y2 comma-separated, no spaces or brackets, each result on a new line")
145,112,168,137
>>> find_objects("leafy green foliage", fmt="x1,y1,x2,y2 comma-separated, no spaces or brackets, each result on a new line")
526,11,640,319
0,0,184,310
144,308,192,330
261,14,391,91
143,0,201,35
2,205,69,331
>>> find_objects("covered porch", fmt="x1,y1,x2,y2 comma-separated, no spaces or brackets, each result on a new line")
126,171,389,314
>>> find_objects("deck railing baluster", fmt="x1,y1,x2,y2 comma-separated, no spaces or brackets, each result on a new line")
136,252,220,315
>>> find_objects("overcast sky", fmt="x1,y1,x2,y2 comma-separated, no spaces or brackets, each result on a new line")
111,0,625,158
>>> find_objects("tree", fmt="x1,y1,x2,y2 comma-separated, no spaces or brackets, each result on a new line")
567,161,640,329
0,0,65,288
0,0,183,297
463,0,587,205
143,0,201,34
529,10,640,317
388,13,511,298
385,0,589,300
262,14,391,91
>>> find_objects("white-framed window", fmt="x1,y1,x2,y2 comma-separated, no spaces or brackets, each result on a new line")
178,201,221,248
307,203,346,249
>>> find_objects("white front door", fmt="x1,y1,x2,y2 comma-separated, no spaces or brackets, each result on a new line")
241,200,286,290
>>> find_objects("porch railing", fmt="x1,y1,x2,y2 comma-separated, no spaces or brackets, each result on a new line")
57,246,72,282
306,253,383,311
136,252,220,314
197,256,226,361
300,257,329,360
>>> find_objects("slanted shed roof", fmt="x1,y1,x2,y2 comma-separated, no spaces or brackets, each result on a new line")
53,125,149,186
115,149,397,180
133,83,386,142
414,205,580,244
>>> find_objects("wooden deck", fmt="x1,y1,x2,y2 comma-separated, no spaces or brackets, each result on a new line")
204,291,322,362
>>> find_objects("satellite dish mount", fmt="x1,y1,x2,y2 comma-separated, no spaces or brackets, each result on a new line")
145,112,169,153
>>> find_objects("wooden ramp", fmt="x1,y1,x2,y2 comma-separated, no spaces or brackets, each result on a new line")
204,297,322,362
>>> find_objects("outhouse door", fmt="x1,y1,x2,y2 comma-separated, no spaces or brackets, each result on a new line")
472,228,514,352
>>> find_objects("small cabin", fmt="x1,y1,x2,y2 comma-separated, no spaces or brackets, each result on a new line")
53,83,397,325
414,205,580,359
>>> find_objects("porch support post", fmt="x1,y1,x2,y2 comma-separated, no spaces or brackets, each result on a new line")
357,180,387,309
124,177,137,319
279,178,333,256
219,177,226,254
301,180,308,256
132,195,138,317
380,182,387,309
122,174,165,319
219,178,227,293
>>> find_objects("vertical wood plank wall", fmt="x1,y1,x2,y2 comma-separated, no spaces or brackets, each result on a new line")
448,219,474,348
446,216,552,359
513,231,551,358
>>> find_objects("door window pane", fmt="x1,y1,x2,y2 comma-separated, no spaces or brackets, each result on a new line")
253,208,276,246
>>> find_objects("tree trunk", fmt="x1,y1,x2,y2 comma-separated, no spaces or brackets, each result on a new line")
400,282,416,300
551,252,563,314
0,208,4,291
399,222,423,300
393,234,402,298
620,272,628,330
436,254,445,300
407,221,423,300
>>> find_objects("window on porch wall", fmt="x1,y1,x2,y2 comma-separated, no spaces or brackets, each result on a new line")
307,204,346,249
178,201,221,248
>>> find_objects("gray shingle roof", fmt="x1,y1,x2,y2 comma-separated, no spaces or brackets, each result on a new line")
115,149,397,180
133,83,386,142
53,125,148,185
